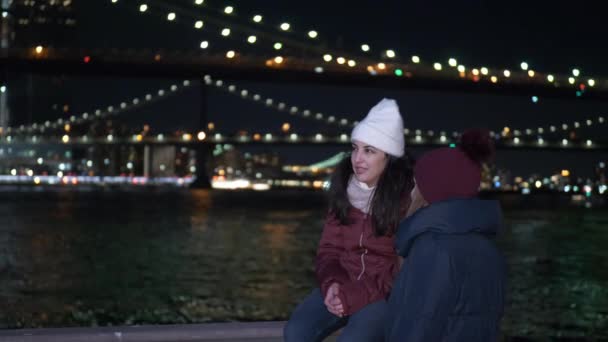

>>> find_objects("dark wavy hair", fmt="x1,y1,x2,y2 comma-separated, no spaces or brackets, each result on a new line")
327,152,415,236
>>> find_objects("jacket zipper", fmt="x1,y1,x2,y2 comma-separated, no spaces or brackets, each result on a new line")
356,230,368,280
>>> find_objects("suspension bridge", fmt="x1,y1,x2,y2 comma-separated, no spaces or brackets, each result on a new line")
0,0,606,190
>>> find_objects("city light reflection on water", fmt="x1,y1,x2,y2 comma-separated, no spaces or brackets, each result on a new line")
0,189,606,339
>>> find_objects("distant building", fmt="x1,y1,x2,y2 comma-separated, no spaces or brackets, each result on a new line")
9,0,76,47
0,0,77,127
151,146,176,178
595,161,606,185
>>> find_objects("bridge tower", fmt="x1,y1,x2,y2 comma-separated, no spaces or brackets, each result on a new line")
190,84,212,188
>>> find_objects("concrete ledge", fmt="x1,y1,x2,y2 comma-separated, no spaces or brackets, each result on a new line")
0,323,591,342
0,321,287,342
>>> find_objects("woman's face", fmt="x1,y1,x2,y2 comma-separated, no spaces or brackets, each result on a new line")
351,139,388,187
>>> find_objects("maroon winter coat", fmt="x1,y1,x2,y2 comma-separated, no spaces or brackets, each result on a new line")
315,206,406,315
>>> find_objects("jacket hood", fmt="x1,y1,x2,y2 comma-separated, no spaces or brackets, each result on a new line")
395,198,502,257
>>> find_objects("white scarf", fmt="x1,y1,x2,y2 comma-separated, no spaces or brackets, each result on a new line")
347,176,376,214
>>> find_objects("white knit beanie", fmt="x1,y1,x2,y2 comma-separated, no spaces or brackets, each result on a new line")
351,98,405,157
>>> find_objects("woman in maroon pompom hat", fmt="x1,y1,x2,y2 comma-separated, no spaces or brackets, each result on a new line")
385,128,507,342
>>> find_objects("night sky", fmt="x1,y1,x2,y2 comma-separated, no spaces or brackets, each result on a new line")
11,0,608,177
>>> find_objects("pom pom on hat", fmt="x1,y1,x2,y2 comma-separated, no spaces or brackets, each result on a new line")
460,128,496,165
351,98,405,157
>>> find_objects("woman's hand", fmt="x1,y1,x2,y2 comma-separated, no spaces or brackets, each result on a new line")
324,283,344,317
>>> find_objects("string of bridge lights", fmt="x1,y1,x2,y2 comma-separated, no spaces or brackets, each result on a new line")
4,68,603,148
0,123,602,150
192,73,604,149
0,74,460,144
201,74,462,141
0,123,600,150
499,114,605,138
110,0,605,94
203,73,606,144
3,71,458,143
110,0,370,72
2,80,192,135
3,72,603,148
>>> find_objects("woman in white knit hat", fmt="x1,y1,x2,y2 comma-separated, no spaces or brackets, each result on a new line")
284,98,415,342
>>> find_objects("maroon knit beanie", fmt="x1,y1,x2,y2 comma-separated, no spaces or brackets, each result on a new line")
414,129,495,204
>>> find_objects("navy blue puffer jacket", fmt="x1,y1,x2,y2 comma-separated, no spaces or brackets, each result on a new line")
386,199,507,342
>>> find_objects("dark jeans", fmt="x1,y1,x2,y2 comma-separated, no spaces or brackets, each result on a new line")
283,288,388,342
